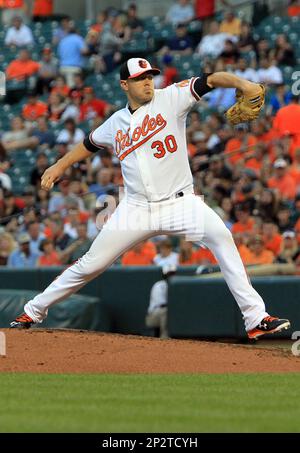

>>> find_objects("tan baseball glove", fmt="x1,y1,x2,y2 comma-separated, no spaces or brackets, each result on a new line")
225,84,265,125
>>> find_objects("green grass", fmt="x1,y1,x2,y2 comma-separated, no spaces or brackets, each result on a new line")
0,373,300,432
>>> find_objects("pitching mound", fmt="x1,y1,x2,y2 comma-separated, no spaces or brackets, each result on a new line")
0,329,299,373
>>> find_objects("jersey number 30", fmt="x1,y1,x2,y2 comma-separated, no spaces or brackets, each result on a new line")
151,135,178,159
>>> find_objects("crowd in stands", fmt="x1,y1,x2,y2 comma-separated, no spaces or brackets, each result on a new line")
1,0,300,274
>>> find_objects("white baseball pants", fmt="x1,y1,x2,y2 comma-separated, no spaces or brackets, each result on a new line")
24,192,268,331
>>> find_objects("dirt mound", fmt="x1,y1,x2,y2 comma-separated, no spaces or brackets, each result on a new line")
0,329,299,373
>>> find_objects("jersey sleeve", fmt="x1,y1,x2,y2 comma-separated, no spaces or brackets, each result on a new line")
83,117,113,153
165,74,213,117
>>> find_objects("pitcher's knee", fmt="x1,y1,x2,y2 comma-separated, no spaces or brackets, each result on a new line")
73,251,106,276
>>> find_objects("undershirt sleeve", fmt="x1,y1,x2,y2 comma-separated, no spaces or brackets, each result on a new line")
193,73,214,98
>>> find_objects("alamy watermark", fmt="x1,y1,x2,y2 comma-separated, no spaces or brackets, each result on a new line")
0,71,6,96
291,71,300,95
291,331,300,357
0,332,6,357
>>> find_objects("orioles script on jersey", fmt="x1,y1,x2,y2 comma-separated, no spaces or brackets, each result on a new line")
115,113,167,161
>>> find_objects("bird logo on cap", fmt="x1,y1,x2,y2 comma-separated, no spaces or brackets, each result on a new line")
139,60,148,68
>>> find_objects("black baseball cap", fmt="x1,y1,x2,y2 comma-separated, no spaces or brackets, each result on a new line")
119,58,160,80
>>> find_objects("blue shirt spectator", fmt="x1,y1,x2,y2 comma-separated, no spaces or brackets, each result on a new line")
7,233,39,268
58,32,87,68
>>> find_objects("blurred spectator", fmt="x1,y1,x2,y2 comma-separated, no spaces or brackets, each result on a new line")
159,23,193,56
80,86,113,122
48,177,85,215
122,241,155,266
257,57,283,86
0,159,12,191
32,0,53,22
193,245,217,265
88,168,115,198
22,90,48,123
63,203,89,239
6,49,40,82
233,232,252,264
90,10,107,34
255,38,271,63
31,117,56,150
276,230,298,263
145,264,177,338
153,239,179,266
66,223,93,264
267,83,293,115
30,152,49,187
58,25,88,88
56,118,85,148
97,11,124,74
262,221,283,256
50,75,71,99
237,21,257,53
231,202,255,236
1,0,27,26
219,10,241,36
196,20,236,58
270,34,295,67
48,93,67,124
124,3,143,40
165,0,194,26
51,217,72,252
52,16,72,45
1,116,39,152
276,203,294,233
37,238,62,266
219,196,234,229
4,15,33,47
35,47,58,95
219,39,240,64
234,57,258,83
288,0,300,16
61,91,81,123
7,232,39,268
273,96,300,149
27,220,45,255
69,73,86,98
255,188,278,222
206,85,236,110
154,55,179,89
224,123,257,166
178,239,199,265
246,234,274,265
267,158,297,201
22,186,36,211
36,188,50,216
0,231,16,266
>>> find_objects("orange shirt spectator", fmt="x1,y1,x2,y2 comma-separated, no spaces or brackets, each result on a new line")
193,247,217,265
80,86,110,121
246,235,275,265
32,0,53,17
273,100,300,146
224,133,257,165
122,242,155,266
267,158,297,201
237,243,253,264
142,241,157,262
232,217,255,234
288,3,300,16
38,251,62,266
51,85,70,98
6,50,40,81
22,99,48,121
244,156,263,175
264,234,282,256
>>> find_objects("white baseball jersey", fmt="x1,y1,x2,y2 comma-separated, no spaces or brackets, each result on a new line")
86,78,201,201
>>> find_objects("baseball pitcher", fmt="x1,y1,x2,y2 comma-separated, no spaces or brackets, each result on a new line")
10,58,290,340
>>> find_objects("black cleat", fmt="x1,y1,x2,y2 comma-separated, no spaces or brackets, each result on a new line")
248,316,290,340
10,313,35,329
